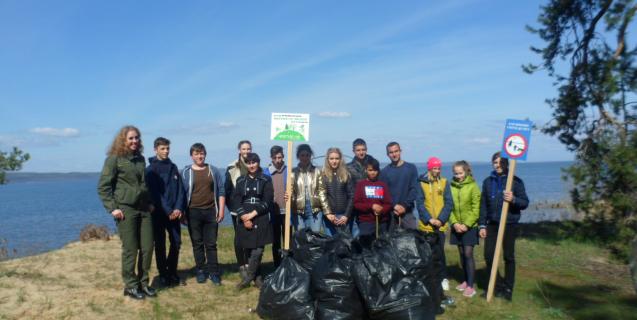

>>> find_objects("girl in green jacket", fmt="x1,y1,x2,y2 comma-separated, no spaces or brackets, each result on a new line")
449,160,481,298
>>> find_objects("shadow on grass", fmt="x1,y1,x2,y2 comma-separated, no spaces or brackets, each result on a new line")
532,280,637,320
517,221,575,243
152,260,277,289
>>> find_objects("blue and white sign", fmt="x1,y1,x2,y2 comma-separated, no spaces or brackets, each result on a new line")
501,119,532,161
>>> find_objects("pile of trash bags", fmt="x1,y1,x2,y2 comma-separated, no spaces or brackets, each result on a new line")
257,228,435,320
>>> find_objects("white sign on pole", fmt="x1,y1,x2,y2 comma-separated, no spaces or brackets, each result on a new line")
271,113,310,141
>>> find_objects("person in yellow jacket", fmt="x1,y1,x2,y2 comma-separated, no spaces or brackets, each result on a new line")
416,157,454,310
449,160,481,298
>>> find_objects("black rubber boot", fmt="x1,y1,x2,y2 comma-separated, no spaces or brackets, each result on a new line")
236,264,252,289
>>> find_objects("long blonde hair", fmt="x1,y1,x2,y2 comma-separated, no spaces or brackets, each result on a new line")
323,147,349,183
107,125,143,157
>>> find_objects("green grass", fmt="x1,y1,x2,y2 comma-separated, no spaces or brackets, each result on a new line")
440,222,637,320
0,222,635,319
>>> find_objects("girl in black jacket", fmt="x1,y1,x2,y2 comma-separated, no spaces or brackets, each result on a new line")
322,147,355,236
232,153,274,289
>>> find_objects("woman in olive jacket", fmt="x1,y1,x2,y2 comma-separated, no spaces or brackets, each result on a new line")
232,153,273,289
97,125,155,300
449,160,481,298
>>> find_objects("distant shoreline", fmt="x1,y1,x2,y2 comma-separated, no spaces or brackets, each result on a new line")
1,209,578,261
6,160,574,176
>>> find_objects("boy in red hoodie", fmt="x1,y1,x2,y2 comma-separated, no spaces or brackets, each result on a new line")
353,158,393,236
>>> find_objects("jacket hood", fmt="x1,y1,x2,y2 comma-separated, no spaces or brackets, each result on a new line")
349,154,376,165
267,162,286,173
418,172,443,183
490,170,508,179
183,163,215,171
250,172,269,180
149,156,173,165
451,175,475,187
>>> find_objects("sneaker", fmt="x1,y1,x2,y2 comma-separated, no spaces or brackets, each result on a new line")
481,284,505,299
171,275,186,286
441,278,450,291
157,275,172,287
140,285,157,298
441,296,455,306
456,281,468,291
463,286,476,298
123,287,145,300
209,274,222,286
496,287,513,301
196,269,207,284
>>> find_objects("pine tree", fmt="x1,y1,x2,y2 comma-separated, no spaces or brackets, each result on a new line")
0,147,30,184
525,0,637,260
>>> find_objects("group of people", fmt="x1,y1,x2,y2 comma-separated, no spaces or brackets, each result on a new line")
97,125,529,309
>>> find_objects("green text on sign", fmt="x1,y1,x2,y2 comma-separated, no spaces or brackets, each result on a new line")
271,113,310,142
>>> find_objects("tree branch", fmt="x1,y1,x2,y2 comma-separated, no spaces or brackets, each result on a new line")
614,4,637,59
574,0,612,65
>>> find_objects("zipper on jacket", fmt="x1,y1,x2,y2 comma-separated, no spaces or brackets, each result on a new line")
459,185,463,225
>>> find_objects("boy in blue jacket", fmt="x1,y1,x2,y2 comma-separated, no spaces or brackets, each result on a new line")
479,151,529,301
145,137,186,287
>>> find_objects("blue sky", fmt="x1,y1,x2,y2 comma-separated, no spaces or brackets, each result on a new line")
0,0,573,172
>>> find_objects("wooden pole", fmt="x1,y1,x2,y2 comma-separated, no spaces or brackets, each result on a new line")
375,215,379,239
283,140,294,250
486,159,517,302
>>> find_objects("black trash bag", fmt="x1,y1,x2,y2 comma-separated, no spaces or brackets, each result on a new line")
312,232,367,320
422,232,444,308
292,229,331,272
257,253,315,320
389,228,433,278
352,228,435,320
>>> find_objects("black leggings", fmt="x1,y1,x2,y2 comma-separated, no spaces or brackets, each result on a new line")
457,245,476,287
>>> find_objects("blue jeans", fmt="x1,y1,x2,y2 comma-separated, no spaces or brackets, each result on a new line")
324,213,349,237
292,211,324,233
350,215,360,238
292,199,324,233
323,213,361,237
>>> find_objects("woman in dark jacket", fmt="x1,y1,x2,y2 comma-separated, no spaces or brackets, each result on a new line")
322,147,355,237
232,153,274,289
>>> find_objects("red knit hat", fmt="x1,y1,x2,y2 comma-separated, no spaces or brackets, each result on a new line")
427,157,442,170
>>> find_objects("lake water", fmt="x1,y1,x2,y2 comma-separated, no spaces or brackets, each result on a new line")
0,161,573,258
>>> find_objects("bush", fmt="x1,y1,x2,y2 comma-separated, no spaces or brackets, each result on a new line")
79,224,110,242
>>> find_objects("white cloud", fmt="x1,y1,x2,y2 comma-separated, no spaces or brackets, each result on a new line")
316,112,351,118
30,127,80,137
218,121,237,128
168,121,239,135
0,135,26,147
470,137,491,144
